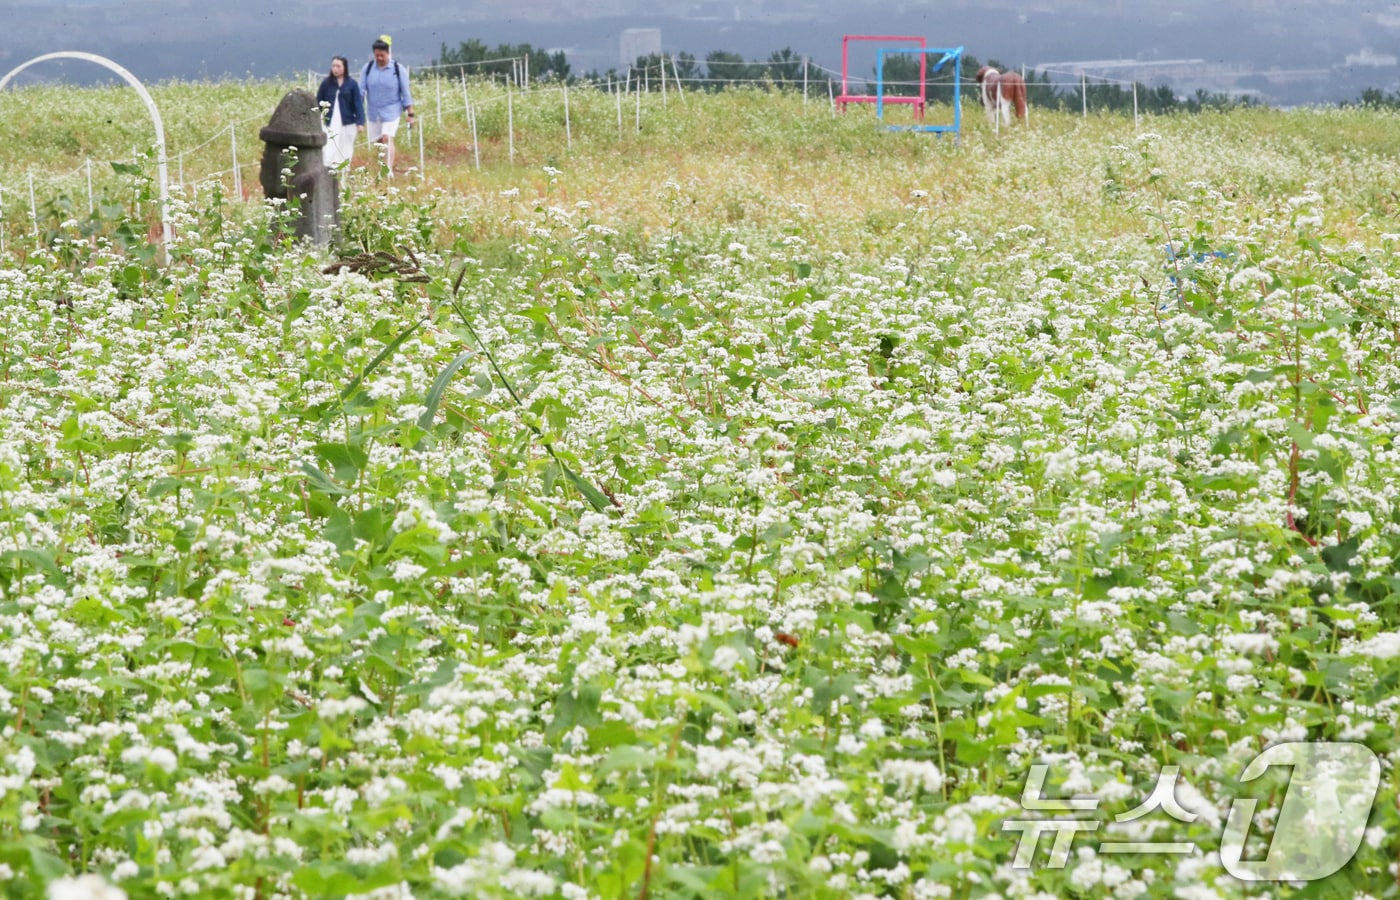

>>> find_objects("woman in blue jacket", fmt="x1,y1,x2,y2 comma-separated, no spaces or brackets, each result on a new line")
316,56,365,170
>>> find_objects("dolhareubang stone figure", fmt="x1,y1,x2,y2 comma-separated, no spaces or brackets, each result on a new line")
259,90,337,246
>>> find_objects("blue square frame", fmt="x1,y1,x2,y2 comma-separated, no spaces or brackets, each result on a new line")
876,46,964,135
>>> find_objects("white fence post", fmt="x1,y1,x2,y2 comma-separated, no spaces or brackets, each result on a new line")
418,119,425,180
673,56,686,105
469,104,480,171
507,80,515,164
1082,73,1088,117
231,124,241,198
1023,65,1031,127
28,171,38,237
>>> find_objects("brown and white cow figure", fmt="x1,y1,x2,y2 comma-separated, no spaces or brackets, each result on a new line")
975,66,1028,128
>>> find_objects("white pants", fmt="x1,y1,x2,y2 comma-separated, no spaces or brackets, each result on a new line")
367,118,400,143
323,101,357,170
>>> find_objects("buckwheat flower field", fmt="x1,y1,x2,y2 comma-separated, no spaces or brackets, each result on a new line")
2,81,1400,898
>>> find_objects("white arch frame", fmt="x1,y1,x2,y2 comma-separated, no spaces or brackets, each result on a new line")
0,51,172,250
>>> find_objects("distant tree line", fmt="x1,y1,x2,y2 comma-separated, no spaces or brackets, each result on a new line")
592,48,809,89
433,40,571,83
1353,87,1400,109
434,40,1377,113
430,40,811,90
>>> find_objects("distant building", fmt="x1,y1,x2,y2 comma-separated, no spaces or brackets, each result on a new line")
1345,48,1399,68
1032,58,1213,85
620,28,662,67
1028,57,1274,100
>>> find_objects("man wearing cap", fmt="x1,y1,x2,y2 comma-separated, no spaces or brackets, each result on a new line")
361,36,415,174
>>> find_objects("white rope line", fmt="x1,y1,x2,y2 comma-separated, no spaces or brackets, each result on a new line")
415,56,528,72
176,127,232,157
1034,68,1138,87
51,160,89,182
696,58,799,68
805,59,1147,89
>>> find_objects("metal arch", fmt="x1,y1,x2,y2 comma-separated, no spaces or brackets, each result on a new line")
0,51,172,252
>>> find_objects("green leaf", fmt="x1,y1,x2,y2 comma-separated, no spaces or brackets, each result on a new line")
314,442,367,484
323,508,354,551
145,478,189,501
469,371,494,397
0,550,62,580
28,844,68,880
664,865,727,894
1098,530,1130,552
300,461,353,496
956,669,996,687
417,350,476,430
1287,421,1315,450
547,681,602,739
294,863,399,895
560,461,613,512
341,315,427,400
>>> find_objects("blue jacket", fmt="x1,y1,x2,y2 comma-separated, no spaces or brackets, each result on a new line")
316,77,366,127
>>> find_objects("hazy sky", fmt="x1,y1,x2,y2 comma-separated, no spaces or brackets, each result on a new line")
5,0,1400,104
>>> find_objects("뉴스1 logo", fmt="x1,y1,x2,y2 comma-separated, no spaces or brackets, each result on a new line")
1001,741,1381,882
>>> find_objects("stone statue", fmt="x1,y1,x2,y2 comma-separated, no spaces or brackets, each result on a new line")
259,90,337,246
